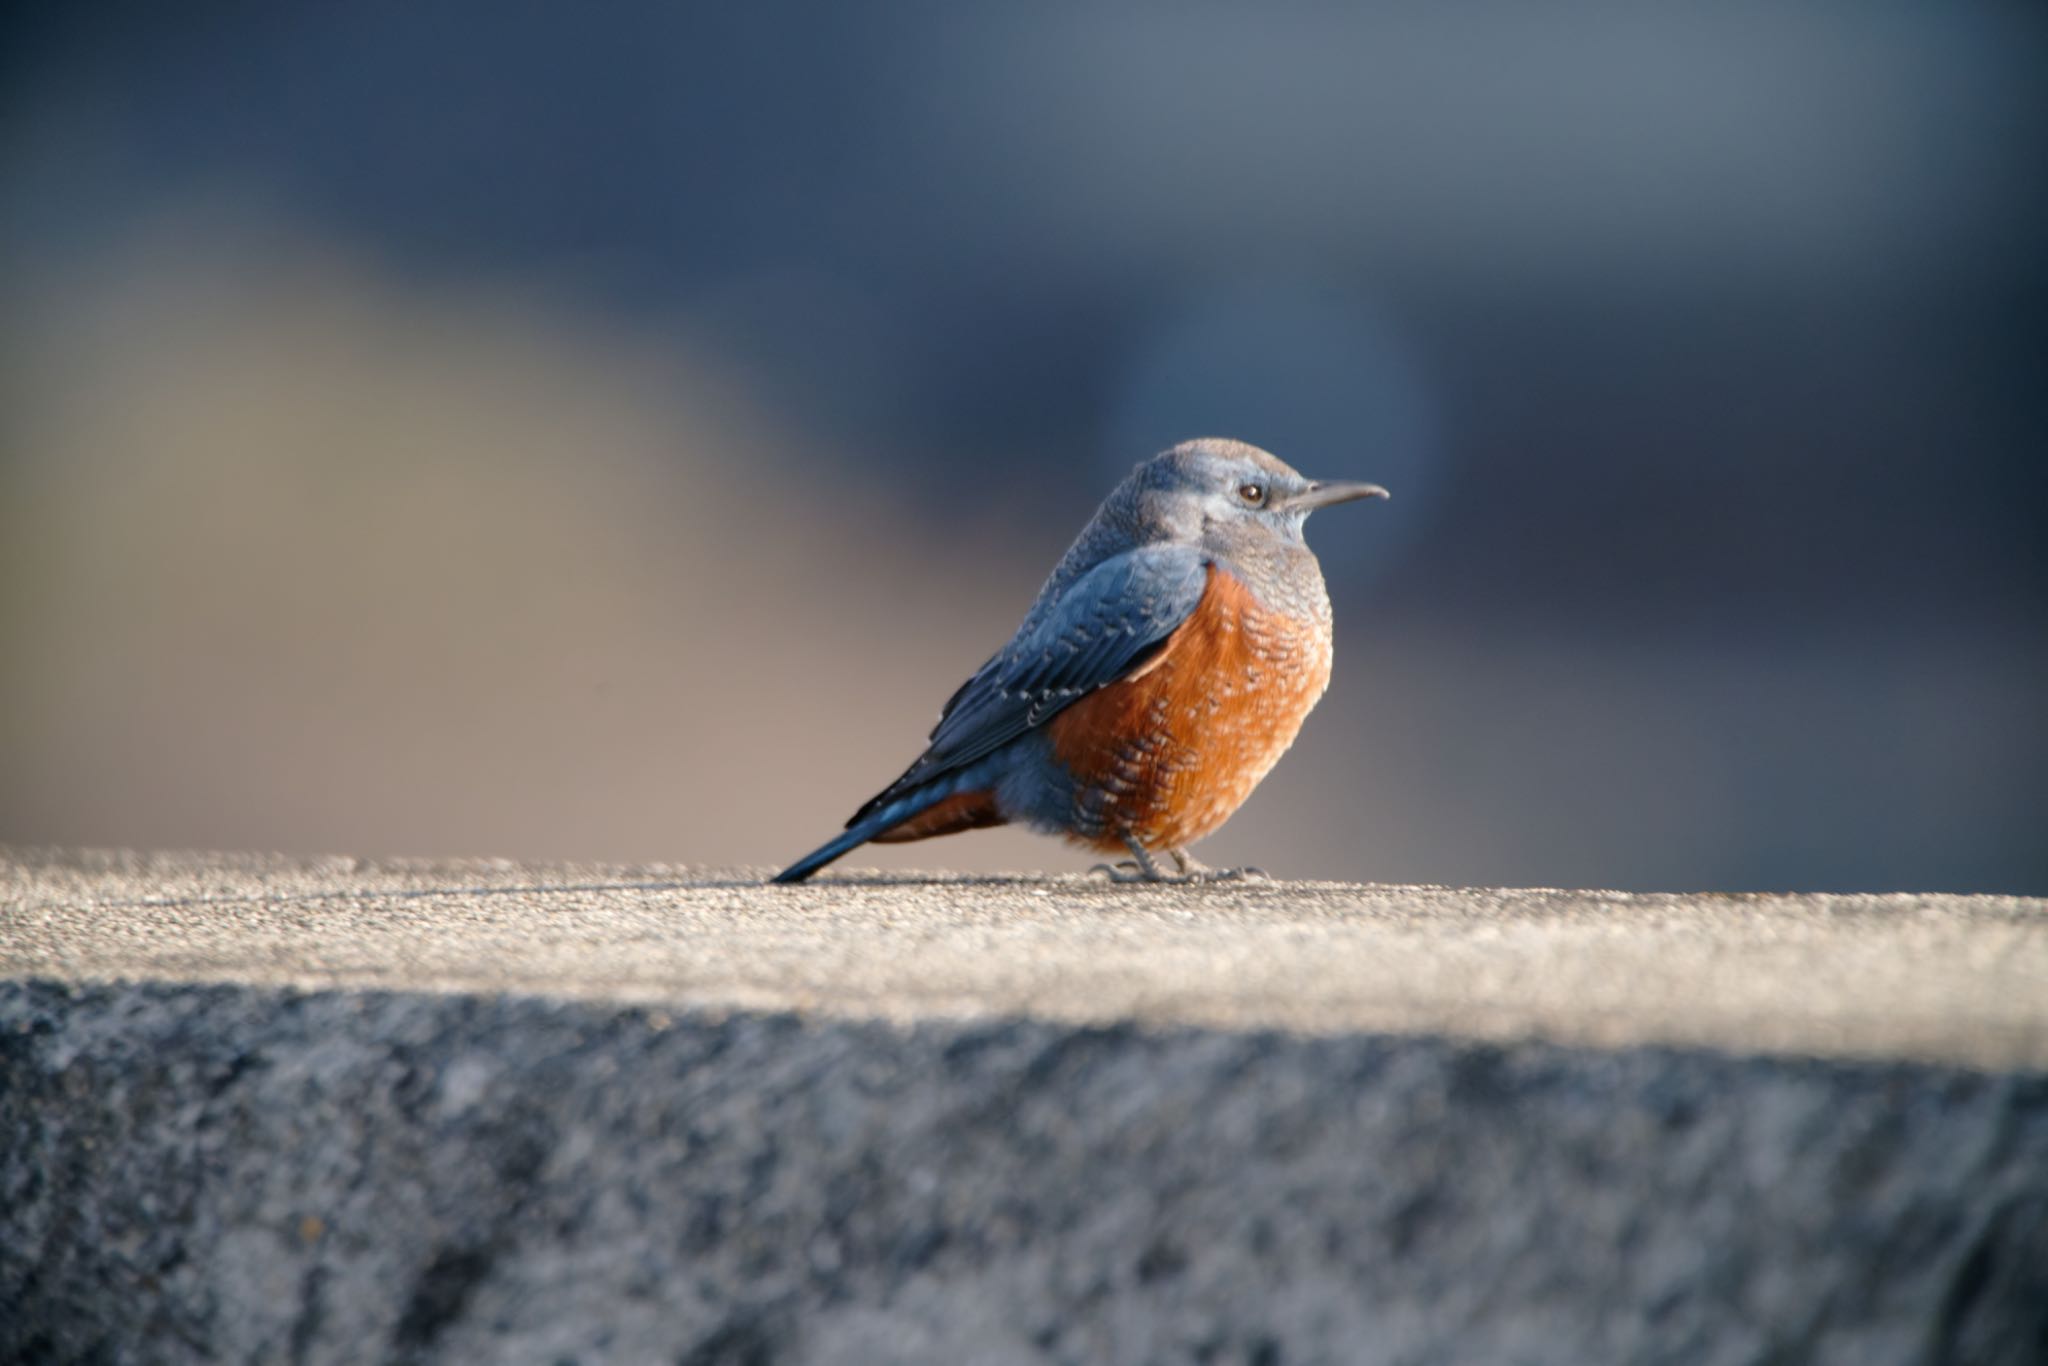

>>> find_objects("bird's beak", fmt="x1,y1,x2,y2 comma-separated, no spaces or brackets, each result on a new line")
1284,480,1390,512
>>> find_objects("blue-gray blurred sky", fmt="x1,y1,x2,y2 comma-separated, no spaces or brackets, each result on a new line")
2,3,2043,891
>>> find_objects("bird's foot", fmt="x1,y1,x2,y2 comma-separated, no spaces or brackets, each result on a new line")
1168,849,1269,882
1088,859,1159,883
1087,844,1269,884
1088,837,1180,883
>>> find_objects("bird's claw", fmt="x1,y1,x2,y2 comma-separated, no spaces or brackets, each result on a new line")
1089,859,1155,883
1193,865,1269,883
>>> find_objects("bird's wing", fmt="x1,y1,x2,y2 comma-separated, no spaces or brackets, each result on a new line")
848,544,1211,826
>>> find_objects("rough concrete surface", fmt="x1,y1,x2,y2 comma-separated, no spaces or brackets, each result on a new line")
7,848,2047,1068
4,847,2047,1365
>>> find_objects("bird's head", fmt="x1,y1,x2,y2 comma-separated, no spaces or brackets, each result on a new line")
1124,438,1388,555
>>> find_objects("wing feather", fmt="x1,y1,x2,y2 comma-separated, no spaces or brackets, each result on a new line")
847,545,1210,827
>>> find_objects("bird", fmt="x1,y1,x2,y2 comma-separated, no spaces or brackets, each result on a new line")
772,438,1387,884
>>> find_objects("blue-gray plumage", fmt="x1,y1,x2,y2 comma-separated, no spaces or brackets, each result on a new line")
773,438,1387,884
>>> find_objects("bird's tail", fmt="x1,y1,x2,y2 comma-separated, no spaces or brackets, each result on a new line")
771,778,986,884
771,821,886,885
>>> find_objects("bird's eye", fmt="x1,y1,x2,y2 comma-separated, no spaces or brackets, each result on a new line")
1237,482,1267,506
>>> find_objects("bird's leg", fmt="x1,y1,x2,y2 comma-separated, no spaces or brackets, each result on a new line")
1089,835,1175,883
1169,848,1269,882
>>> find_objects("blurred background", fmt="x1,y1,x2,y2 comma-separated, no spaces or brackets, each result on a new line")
2,4,2043,893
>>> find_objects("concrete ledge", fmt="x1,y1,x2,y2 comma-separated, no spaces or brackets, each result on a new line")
8,848,2047,1067
4,849,2047,1363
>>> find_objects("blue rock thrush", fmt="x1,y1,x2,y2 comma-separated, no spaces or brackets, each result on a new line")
773,438,1388,884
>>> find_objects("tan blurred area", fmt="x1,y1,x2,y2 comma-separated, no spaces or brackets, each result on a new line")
0,207,1063,874
3,207,2042,889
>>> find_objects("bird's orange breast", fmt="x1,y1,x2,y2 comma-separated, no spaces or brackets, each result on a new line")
1046,562,1333,852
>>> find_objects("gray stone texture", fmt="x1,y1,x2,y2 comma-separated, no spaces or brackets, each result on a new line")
4,849,2047,1364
